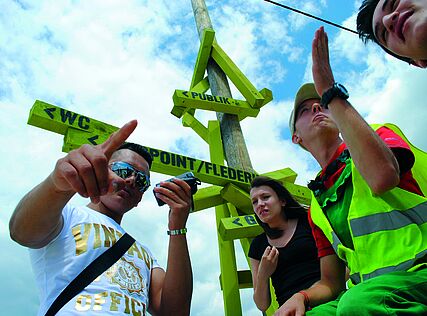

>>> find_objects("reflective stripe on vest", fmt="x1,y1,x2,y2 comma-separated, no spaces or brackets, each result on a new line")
310,123,427,284
350,202,427,237
350,248,427,284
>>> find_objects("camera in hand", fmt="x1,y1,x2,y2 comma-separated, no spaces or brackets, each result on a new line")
154,172,201,206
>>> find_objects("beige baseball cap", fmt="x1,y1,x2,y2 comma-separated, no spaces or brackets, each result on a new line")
289,83,320,135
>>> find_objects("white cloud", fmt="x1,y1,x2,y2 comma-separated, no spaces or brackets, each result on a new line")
2,1,426,315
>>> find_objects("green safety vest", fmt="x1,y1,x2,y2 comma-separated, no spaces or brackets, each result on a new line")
310,123,427,284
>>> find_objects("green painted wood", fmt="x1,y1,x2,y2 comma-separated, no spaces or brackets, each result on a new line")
211,42,264,108
181,112,209,143
192,185,224,212
172,77,211,119
185,77,211,117
265,280,280,316
28,100,117,136
207,120,242,315
29,101,260,192
219,270,253,290
190,28,215,89
65,136,259,189
220,183,252,215
261,168,298,184
259,88,273,107
172,89,259,119
282,182,312,206
171,105,187,118
191,76,210,93
219,214,262,241
64,127,113,151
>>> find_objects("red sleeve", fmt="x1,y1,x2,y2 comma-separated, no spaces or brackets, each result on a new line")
307,209,335,258
376,126,410,150
376,126,423,195
376,126,414,174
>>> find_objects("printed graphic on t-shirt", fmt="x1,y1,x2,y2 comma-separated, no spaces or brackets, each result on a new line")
106,257,147,296
69,222,153,314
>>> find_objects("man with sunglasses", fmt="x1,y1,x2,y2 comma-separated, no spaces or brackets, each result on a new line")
357,0,427,68
9,120,194,316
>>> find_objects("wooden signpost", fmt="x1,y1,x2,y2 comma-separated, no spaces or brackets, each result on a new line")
27,3,311,315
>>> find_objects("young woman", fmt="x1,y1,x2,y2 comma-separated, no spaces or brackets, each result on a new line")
248,176,320,312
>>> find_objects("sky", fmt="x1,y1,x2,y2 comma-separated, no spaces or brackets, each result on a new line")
1,0,426,315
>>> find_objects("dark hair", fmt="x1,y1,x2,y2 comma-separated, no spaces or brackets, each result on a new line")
116,142,153,168
250,176,307,239
357,0,412,64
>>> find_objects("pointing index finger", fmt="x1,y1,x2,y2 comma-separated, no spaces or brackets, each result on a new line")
101,120,138,158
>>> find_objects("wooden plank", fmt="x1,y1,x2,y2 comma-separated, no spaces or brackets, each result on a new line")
192,185,224,212
190,28,215,89
259,88,273,107
220,183,252,215
283,182,312,206
186,76,211,117
64,130,258,189
261,168,298,184
28,100,117,135
219,214,262,241
205,117,242,315
181,112,209,143
172,77,211,119
211,42,264,108
172,89,259,118
219,270,253,290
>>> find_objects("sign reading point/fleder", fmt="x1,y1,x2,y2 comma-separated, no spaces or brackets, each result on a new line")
29,100,258,189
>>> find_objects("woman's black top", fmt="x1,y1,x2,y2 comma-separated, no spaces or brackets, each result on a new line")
248,216,320,306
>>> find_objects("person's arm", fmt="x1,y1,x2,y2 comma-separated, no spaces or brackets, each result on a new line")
9,121,137,248
149,178,193,316
275,254,346,316
250,246,279,311
312,26,400,195
9,176,73,248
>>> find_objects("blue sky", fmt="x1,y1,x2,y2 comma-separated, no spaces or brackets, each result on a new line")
1,0,426,315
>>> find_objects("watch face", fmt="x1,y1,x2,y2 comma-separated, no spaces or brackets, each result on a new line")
335,83,349,98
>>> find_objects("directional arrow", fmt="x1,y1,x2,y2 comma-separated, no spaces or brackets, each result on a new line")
44,107,56,119
232,217,243,226
88,135,99,145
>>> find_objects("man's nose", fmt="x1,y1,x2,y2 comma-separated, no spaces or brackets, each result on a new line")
312,102,322,113
383,11,398,34
125,174,137,187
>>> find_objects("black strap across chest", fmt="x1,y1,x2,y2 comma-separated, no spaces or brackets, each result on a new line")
45,233,135,316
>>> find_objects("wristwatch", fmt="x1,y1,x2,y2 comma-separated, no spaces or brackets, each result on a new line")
320,82,349,109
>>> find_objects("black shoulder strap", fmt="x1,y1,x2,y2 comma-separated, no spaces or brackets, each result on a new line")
45,233,135,316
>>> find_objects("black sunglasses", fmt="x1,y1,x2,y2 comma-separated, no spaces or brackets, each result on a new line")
110,161,150,193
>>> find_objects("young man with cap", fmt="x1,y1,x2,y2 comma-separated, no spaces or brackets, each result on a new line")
9,120,193,316
281,26,427,315
357,0,427,67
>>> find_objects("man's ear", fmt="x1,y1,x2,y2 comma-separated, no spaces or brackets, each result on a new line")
292,133,301,145
411,59,427,68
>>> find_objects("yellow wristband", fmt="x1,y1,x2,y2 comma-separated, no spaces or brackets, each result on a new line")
167,228,187,236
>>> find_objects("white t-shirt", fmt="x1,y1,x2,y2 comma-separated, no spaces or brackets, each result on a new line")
29,204,161,316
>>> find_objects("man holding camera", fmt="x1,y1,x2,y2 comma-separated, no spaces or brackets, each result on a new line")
9,120,193,316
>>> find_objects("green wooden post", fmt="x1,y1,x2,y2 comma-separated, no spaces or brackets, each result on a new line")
208,119,242,315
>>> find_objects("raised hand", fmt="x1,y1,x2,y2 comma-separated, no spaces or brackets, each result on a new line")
312,26,335,97
258,246,279,280
50,120,137,204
